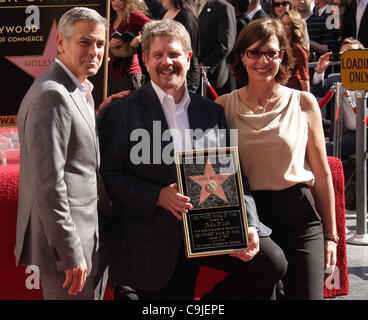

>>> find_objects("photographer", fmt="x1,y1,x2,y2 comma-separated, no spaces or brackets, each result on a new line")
109,0,151,94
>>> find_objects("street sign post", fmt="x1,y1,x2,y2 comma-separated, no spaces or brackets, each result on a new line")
341,49,368,245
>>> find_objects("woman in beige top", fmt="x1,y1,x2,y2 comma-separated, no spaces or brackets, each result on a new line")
216,18,337,299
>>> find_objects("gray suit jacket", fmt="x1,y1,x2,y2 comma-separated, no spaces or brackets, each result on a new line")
14,60,105,277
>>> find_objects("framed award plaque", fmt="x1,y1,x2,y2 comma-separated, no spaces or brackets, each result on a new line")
175,147,248,258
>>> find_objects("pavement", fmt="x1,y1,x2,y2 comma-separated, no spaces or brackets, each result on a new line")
329,209,368,300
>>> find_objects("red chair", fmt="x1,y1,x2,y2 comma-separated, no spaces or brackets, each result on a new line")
0,156,348,299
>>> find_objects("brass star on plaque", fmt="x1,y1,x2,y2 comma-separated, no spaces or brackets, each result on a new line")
188,158,231,205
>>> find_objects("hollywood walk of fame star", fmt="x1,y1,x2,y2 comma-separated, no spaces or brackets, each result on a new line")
188,158,232,205
5,20,58,79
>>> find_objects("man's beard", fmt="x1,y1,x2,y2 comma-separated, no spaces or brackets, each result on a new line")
158,66,182,88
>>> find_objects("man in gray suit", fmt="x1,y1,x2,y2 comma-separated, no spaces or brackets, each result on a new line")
14,7,114,300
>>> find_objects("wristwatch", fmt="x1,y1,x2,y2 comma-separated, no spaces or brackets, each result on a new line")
324,231,339,244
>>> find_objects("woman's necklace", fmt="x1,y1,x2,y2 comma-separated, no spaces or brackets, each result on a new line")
242,86,281,114
254,105,266,113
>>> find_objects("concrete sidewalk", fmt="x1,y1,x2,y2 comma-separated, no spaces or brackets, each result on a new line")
330,209,368,300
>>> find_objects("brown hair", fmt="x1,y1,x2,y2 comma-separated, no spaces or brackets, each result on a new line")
281,10,308,52
340,37,364,49
141,19,192,57
231,18,294,86
270,0,292,18
112,0,148,25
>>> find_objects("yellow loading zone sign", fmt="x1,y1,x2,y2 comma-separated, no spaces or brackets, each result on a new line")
341,49,368,91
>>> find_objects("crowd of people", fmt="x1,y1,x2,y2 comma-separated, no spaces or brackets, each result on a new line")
106,0,366,199
14,1,367,301
107,0,365,120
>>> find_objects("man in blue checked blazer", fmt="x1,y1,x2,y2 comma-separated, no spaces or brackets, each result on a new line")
99,19,287,300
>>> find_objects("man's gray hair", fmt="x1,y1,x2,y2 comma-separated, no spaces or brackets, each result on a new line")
141,19,192,56
57,7,107,39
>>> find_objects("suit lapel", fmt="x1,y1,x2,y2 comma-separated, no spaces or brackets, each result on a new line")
188,93,225,149
139,83,176,179
51,61,98,161
351,1,358,36
69,88,97,143
69,88,98,163
188,93,215,149
188,95,202,131
199,0,214,23
359,5,368,39
140,82,170,134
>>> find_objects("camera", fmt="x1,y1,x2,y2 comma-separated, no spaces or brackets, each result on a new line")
111,31,123,40
111,31,136,42
330,52,341,61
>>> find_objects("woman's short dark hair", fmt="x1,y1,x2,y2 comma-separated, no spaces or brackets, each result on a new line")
270,0,292,18
172,0,198,18
227,0,250,14
231,18,294,86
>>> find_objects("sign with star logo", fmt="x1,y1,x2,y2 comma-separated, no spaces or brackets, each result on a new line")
175,147,248,258
0,0,107,127
188,158,232,206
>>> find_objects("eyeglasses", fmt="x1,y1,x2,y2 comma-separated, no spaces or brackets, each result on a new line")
273,1,290,7
245,50,283,60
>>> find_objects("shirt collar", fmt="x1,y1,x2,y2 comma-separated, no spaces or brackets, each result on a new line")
196,0,208,14
248,5,262,20
55,58,94,95
151,80,190,111
318,4,329,15
358,0,368,7
357,0,368,6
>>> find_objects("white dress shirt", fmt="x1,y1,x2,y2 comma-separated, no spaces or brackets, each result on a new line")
356,0,368,38
55,58,95,125
151,81,192,151
247,5,262,20
317,4,329,16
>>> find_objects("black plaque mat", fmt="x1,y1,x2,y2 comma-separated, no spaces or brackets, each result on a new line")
175,147,249,258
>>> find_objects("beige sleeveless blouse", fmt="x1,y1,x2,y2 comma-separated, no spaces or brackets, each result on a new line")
224,88,315,191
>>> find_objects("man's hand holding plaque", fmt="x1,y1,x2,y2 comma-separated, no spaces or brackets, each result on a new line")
229,226,260,262
157,183,193,221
